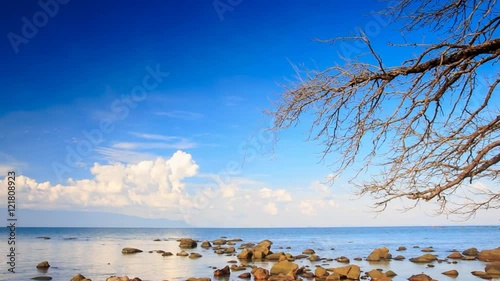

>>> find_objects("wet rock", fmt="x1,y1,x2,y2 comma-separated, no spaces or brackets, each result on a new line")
442,269,459,276
237,248,253,260
162,252,173,256
478,248,500,262
122,248,143,254
224,247,236,254
189,253,202,259
447,251,463,259
238,272,251,279
409,254,437,263
229,238,243,242
153,239,161,241
366,269,385,279
186,278,210,281
179,238,197,249
266,252,285,261
485,262,500,275
385,270,397,277
70,274,89,281
32,277,52,280
231,264,247,271
295,254,308,259
421,247,435,252
36,261,50,268
177,250,189,257
252,267,270,280
462,247,479,256
302,249,315,255
270,260,299,276
325,273,341,281
408,273,436,281
309,254,321,261
214,265,230,277
314,266,329,278
212,239,226,245
462,255,476,260
37,237,51,240
201,240,212,248
268,273,296,281
251,240,273,260
331,265,360,280
366,247,391,261
334,256,350,263
106,277,140,281
353,257,362,261
396,246,406,251
471,271,492,279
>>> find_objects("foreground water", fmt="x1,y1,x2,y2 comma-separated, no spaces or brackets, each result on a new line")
0,226,498,281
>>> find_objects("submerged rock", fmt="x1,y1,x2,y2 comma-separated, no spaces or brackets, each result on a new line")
32,277,52,280
409,254,437,263
121,248,143,254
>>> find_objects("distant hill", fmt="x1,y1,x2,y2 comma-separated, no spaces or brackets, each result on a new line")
16,209,191,228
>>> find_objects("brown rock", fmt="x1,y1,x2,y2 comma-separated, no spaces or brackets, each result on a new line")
314,266,329,278
471,271,491,278
408,273,436,281
409,254,437,263
186,278,211,281
478,248,500,262
266,252,285,261
189,253,202,259
302,249,315,255
270,260,299,276
421,247,434,252
179,238,197,249
331,265,360,280
70,274,89,281
309,254,321,261
36,261,50,268
200,240,212,248
162,252,173,256
212,239,226,245
366,247,390,261
325,273,341,281
122,247,143,254
334,256,350,263
238,272,251,279
224,247,236,254
442,270,459,276
397,246,406,251
462,247,479,256
366,269,385,279
252,267,270,280
237,248,253,260
177,250,189,256
485,261,500,275
214,265,230,277
385,270,396,277
393,255,405,260
447,251,463,259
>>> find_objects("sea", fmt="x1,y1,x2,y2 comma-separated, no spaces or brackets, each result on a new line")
0,226,498,281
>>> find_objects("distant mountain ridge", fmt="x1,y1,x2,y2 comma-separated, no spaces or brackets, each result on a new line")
16,209,191,228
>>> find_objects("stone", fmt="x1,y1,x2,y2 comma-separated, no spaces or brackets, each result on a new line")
396,246,406,251
393,255,405,260
314,266,329,278
212,239,226,245
442,270,459,276
268,273,295,281
409,254,437,263
366,247,390,261
70,274,92,281
408,273,436,281
421,247,435,252
334,256,349,263
309,254,321,261
179,238,197,249
200,240,212,248
385,270,396,277
295,254,308,259
186,278,210,281
325,273,341,281
462,247,479,256
177,250,189,257
331,265,360,280
238,272,251,279
302,249,315,255
231,264,247,271
353,257,362,261
189,253,202,259
266,252,285,260
478,248,500,261
366,269,385,279
462,255,476,260
252,267,270,280
485,262,500,275
214,265,230,277
270,260,299,276
162,252,173,256
224,247,236,254
122,248,143,254
237,248,253,260
471,271,491,278
36,261,50,268
447,251,463,259
32,277,52,280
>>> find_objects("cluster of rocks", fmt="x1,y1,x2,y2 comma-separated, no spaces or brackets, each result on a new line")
33,237,500,281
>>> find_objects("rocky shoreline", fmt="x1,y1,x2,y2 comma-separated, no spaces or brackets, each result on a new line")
33,237,500,281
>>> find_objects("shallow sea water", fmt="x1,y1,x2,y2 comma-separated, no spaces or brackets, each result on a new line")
0,226,498,281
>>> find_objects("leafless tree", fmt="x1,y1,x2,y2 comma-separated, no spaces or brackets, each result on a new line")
269,0,499,219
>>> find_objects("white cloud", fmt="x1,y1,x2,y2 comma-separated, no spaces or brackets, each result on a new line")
259,187,292,202
129,132,180,141
264,202,278,215
112,140,196,150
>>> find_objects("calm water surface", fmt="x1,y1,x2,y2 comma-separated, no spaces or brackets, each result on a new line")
0,226,498,281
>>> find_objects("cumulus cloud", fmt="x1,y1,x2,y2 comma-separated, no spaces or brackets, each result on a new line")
264,202,278,215
259,187,292,202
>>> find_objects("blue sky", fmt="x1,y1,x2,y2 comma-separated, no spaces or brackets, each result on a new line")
0,0,498,227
